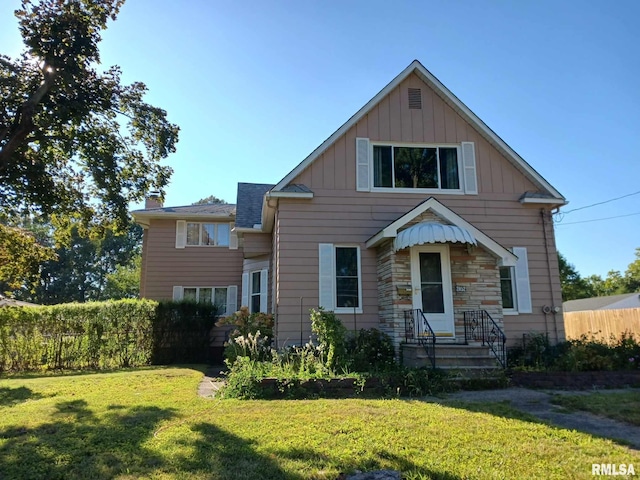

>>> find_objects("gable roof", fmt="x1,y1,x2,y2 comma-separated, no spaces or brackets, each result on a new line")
235,183,274,229
563,292,640,312
273,59,565,203
366,197,518,267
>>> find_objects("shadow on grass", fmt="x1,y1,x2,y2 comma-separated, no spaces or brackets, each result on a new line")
430,397,640,451
266,445,463,479
0,386,46,406
0,398,295,480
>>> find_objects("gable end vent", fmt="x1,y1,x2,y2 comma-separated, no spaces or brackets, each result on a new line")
408,88,422,109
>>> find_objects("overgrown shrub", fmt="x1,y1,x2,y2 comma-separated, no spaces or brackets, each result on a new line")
508,331,640,372
0,299,223,372
152,301,220,364
217,307,274,363
346,328,396,372
0,300,156,372
310,308,347,370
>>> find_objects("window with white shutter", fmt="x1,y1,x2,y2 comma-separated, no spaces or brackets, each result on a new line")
356,137,370,192
318,243,362,314
513,247,532,313
461,142,478,195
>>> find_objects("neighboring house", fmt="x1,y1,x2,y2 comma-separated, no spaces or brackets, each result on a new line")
133,60,567,368
563,292,640,312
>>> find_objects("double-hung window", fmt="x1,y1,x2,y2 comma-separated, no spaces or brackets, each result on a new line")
242,269,268,313
186,222,230,246
318,244,362,314
372,144,461,191
499,247,532,314
173,285,237,315
499,267,517,312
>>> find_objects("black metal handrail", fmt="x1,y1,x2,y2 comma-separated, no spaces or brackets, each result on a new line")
404,309,436,368
463,310,506,368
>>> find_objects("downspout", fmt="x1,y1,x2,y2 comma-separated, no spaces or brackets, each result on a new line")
269,197,280,348
541,209,560,343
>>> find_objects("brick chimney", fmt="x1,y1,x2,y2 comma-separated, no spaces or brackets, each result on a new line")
145,191,163,209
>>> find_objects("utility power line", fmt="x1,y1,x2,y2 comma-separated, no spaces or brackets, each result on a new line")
555,211,640,226
560,189,640,215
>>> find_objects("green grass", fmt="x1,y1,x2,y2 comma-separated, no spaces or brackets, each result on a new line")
0,367,638,479
551,391,640,426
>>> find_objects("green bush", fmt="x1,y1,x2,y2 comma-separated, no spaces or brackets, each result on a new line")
346,328,396,372
221,356,267,399
508,331,640,372
0,300,156,372
152,300,220,364
216,307,275,363
0,299,222,372
310,308,347,370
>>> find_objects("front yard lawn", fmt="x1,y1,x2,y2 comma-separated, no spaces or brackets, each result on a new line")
0,367,637,479
551,391,640,426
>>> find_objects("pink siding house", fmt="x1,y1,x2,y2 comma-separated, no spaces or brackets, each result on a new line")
133,60,567,368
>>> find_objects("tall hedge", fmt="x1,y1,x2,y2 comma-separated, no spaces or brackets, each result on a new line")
0,299,220,372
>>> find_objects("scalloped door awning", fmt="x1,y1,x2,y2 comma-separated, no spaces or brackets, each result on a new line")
394,222,477,252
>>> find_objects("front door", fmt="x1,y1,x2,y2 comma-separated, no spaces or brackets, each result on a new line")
410,245,455,337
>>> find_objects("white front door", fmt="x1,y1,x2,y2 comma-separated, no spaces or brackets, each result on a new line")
410,245,455,337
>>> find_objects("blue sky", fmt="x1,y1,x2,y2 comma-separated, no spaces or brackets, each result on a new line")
1,1,639,278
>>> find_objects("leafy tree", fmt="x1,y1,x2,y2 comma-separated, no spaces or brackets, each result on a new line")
0,0,179,230
623,248,640,293
193,195,227,205
104,254,140,299
558,252,594,301
10,218,142,304
0,223,55,292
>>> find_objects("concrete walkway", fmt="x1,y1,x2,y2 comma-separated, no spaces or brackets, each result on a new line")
443,387,640,449
197,366,226,399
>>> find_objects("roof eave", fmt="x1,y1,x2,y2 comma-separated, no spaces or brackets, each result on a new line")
267,191,314,199
520,197,568,206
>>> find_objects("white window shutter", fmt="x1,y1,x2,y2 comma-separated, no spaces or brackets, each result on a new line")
461,142,478,195
318,243,335,310
172,286,183,301
229,223,238,250
226,285,238,316
356,137,370,192
241,272,249,308
260,269,268,312
175,220,187,248
513,247,532,313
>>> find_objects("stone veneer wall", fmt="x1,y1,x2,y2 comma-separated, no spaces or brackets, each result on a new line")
376,214,505,349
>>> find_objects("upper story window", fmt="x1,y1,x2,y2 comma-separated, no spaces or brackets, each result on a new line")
186,222,230,246
372,144,460,191
356,138,477,195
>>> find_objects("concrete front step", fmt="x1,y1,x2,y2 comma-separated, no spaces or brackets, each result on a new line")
401,343,502,369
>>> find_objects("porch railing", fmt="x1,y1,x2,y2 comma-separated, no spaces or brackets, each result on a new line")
404,309,436,368
463,310,507,368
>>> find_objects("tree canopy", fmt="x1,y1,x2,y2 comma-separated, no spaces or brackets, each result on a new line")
560,248,640,301
0,0,179,230
192,195,227,205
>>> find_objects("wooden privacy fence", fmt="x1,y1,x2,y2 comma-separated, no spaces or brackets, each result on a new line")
564,308,640,343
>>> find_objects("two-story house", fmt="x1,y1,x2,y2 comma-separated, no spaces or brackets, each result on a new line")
133,60,567,368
